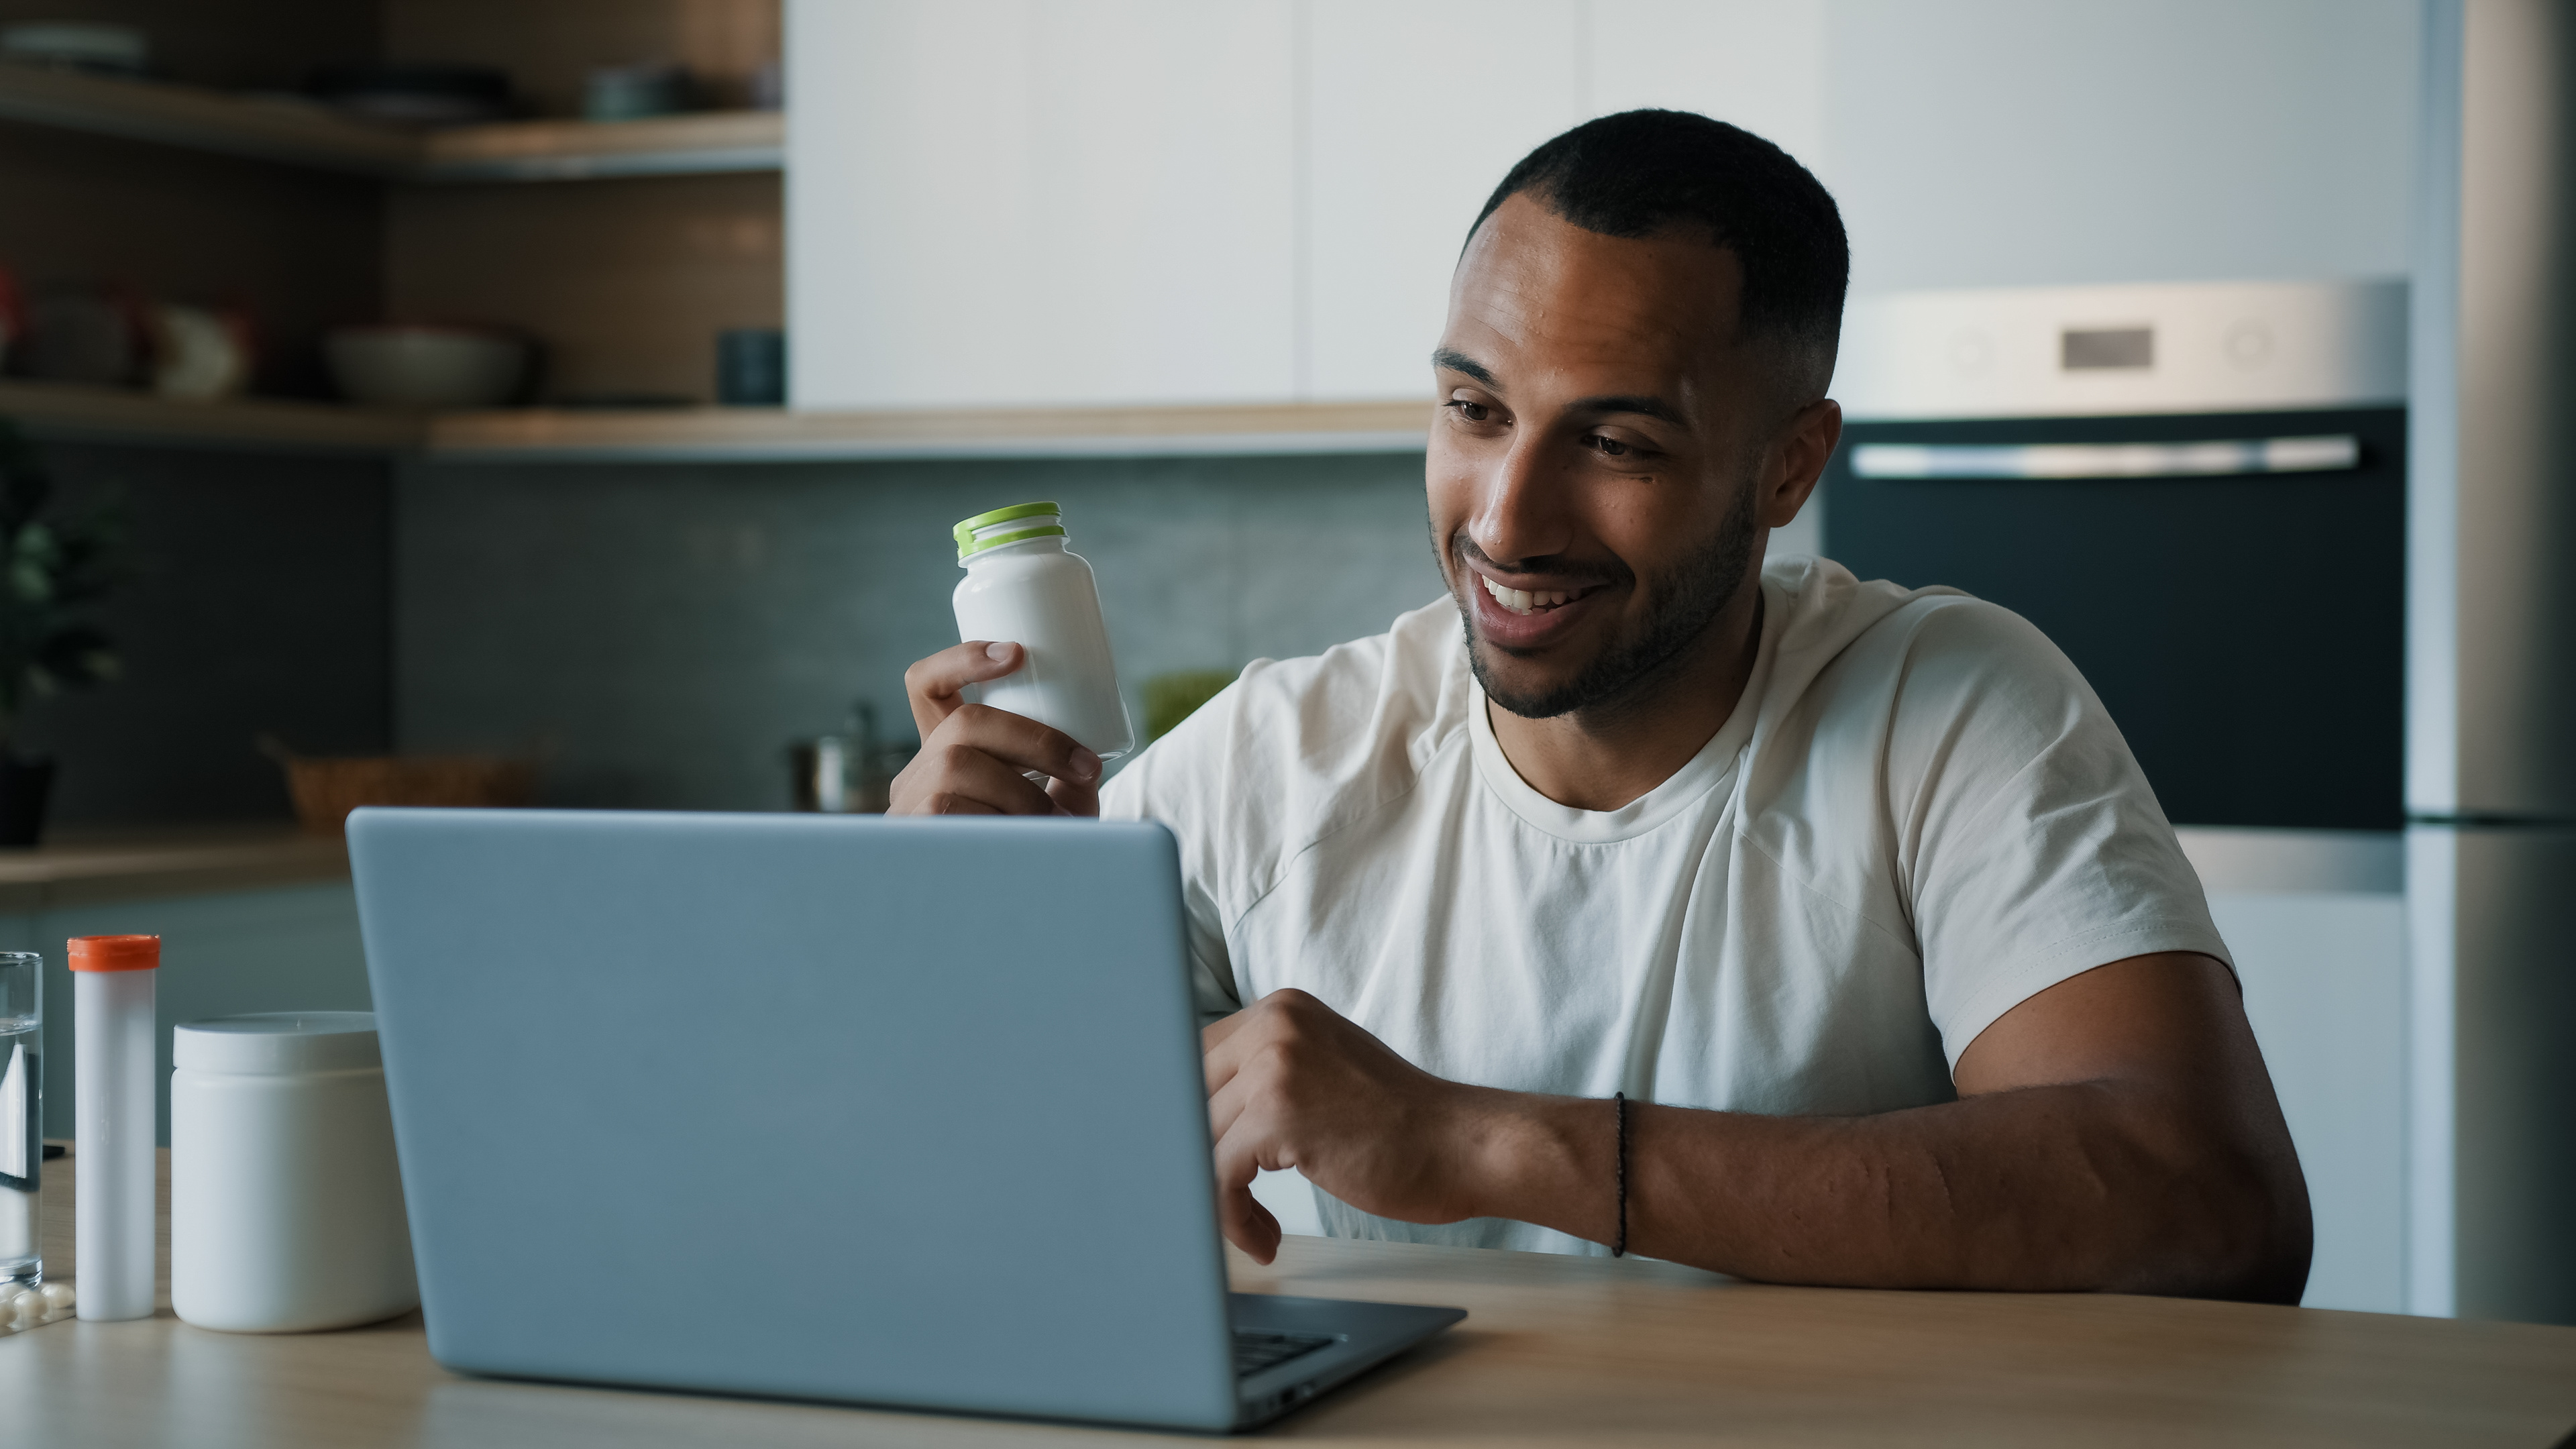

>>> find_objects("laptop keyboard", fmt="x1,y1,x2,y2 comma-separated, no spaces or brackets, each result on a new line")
1234,1328,1338,1378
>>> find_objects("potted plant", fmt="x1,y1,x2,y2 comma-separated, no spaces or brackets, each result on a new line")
0,418,121,845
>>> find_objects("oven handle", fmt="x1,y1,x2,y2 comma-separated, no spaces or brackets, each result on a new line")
1847,434,2360,480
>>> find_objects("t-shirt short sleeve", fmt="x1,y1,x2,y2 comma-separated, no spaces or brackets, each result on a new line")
1876,598,2234,1065
1100,606,1464,1030
1102,710,1250,1026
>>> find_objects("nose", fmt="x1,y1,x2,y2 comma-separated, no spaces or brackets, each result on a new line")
1464,428,1572,569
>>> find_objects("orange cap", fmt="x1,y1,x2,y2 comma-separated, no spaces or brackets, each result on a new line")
68,934,161,972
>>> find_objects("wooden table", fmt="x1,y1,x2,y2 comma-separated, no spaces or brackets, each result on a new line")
11,1147,2575,1447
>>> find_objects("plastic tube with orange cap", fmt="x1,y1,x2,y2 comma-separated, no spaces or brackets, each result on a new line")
71,934,159,1321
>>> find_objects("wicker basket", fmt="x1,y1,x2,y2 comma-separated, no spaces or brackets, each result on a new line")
262,738,535,835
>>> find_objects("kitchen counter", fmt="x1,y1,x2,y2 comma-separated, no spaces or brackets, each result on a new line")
0,826,347,912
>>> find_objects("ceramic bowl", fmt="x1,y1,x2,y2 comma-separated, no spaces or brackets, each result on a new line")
325,326,529,408
308,63,515,125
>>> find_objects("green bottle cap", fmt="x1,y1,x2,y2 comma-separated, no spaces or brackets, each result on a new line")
953,501,1067,560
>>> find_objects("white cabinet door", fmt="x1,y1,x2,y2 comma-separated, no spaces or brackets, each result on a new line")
1299,1,1832,402
1302,0,1585,400
789,1,1837,411
1586,0,1831,174
789,0,1298,410
2214,890,2408,1312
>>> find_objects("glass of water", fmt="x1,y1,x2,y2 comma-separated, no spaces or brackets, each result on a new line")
1,951,40,1294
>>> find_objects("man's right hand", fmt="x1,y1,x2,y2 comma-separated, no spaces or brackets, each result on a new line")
889,641,1103,816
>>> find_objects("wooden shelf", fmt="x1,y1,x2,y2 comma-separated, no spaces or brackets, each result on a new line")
0,383,1434,460
0,60,410,174
0,380,421,454
0,61,781,182
426,400,1436,461
419,111,783,181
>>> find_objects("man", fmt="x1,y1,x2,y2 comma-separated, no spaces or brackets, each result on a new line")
892,110,2311,1303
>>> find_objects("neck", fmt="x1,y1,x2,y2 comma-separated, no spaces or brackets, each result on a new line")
1485,571,1767,812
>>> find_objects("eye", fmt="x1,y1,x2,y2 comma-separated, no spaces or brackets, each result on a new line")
1446,399,1494,423
1586,434,1631,457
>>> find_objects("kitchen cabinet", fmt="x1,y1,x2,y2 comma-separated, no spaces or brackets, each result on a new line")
0,61,782,180
788,0,1561,411
2219,888,2406,1312
1299,1,1585,399
788,0,1298,411
0,0,785,447
1308,0,1834,394
7,0,1839,443
788,0,1834,411
1302,0,1833,399
2178,828,2408,1313
22,883,371,1147
0,832,370,1146
1582,0,1830,162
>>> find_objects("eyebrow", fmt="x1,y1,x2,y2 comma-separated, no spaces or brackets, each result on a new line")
1431,347,1497,386
1431,347,1687,427
1569,392,1687,425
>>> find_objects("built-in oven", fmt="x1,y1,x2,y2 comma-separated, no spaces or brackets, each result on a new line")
1827,417,2404,830
1823,280,2407,831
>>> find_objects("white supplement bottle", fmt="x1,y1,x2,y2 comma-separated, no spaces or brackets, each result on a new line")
171,1012,417,1333
951,502,1135,761
70,933,158,1322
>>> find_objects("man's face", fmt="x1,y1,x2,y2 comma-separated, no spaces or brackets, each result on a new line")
1428,193,1796,720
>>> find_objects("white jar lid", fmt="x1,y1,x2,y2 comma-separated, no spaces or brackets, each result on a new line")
174,1012,380,1073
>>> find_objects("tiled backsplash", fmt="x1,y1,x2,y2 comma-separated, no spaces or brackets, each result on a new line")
20,441,393,824
396,451,1444,810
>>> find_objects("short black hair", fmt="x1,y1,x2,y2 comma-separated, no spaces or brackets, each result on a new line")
1470,109,1848,397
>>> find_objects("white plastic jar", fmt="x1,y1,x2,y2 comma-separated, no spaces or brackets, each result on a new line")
951,501,1136,760
170,1012,417,1333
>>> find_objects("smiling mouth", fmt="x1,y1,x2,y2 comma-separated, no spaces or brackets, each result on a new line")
1478,573,1595,616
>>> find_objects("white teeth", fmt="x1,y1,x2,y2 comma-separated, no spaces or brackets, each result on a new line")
1478,575,1580,615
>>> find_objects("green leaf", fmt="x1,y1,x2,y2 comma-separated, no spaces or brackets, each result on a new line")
0,417,121,714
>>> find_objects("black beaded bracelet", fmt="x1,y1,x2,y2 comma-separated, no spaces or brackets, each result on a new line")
1612,1091,1629,1258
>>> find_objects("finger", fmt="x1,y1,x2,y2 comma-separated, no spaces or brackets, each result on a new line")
914,796,1002,815
904,641,1028,738
1204,1053,1267,1144
1045,773,1100,818
898,739,1057,816
887,776,1012,816
887,740,1012,816
940,704,1103,787
1212,1131,1284,1265
1201,1012,1262,1099
1200,1008,1252,1053
1224,1190,1283,1265
1200,989,1311,1092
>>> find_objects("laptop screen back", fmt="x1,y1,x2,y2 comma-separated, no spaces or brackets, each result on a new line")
350,809,1240,1430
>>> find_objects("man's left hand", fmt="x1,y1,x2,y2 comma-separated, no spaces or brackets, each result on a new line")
1202,989,1499,1263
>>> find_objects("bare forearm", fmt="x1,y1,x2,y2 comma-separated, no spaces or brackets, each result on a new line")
1458,1083,2310,1302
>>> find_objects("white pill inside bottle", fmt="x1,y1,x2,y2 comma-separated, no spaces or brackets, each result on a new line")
951,502,1135,762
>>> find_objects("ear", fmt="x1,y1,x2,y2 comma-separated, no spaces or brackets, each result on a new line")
1762,398,1842,529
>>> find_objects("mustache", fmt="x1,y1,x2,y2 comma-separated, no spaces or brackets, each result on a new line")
1446,531,1633,590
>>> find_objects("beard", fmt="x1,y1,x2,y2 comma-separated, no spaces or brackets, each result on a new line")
1456,477,1760,722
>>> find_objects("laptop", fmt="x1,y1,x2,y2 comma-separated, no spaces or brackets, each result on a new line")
347,808,1463,1434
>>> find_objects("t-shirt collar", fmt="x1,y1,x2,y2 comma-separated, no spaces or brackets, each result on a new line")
1464,580,1782,845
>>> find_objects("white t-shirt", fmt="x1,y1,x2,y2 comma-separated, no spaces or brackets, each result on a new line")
1102,556,2231,1255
